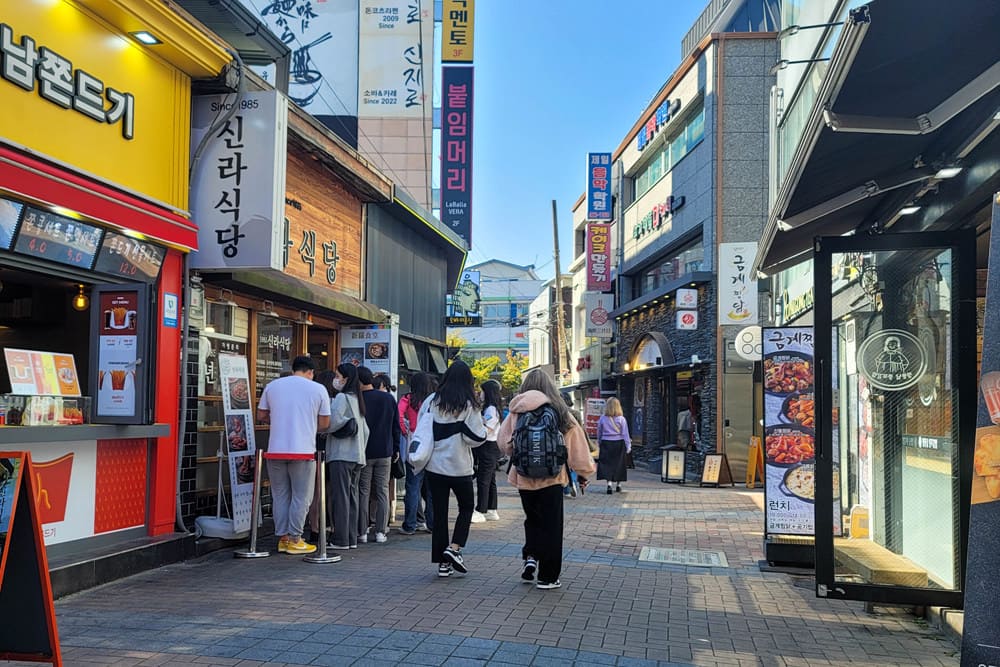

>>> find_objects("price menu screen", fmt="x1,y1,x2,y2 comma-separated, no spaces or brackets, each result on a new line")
0,198,23,250
93,231,165,282
13,207,103,269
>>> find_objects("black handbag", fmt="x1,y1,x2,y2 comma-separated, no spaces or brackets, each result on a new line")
390,455,406,479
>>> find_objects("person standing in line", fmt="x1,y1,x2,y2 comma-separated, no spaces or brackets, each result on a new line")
423,360,487,577
306,370,338,544
498,369,595,590
596,397,631,494
398,373,436,535
471,380,502,523
373,374,401,526
256,355,330,555
356,366,400,544
325,363,369,550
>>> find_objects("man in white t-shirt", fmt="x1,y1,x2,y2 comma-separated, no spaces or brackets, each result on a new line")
257,355,331,555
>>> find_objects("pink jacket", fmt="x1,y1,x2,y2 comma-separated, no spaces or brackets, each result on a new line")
498,390,596,491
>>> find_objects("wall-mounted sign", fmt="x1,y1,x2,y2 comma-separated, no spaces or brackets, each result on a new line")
719,242,758,325
637,98,681,151
358,0,429,118
93,231,165,282
676,310,697,330
586,153,612,221
676,288,698,309
13,207,102,270
0,198,23,251
446,270,481,326
442,0,474,62
584,292,612,338
632,195,685,239
735,325,763,361
342,323,399,389
856,329,927,391
3,349,81,396
441,66,474,245
89,284,150,424
586,223,611,292
190,91,288,271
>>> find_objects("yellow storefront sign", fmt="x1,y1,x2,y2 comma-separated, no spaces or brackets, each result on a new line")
0,0,230,212
442,0,474,62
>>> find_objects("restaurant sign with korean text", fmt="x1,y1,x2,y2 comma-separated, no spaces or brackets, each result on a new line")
586,223,611,292
637,98,681,151
718,242,758,325
586,153,612,220
442,0,474,62
441,66,474,246
358,0,430,118
632,194,685,239
190,91,288,271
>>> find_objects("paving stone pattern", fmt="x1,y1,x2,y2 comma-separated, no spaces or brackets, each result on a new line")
5,473,960,666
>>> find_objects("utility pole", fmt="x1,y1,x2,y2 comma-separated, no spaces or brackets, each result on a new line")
551,199,570,378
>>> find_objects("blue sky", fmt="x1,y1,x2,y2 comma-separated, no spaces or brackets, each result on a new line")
466,0,708,279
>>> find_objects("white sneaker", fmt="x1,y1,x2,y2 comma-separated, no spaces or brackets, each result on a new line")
358,534,368,544
485,510,500,521
470,511,487,523
375,532,388,543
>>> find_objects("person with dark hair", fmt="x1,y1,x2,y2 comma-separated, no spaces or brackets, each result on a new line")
324,362,369,550
398,372,436,535
256,355,330,555
356,366,400,544
498,369,596,589
423,360,487,577
306,369,338,543
471,379,502,523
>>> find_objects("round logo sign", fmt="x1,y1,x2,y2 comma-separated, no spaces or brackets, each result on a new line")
680,312,695,326
735,325,762,361
856,330,927,391
590,307,608,325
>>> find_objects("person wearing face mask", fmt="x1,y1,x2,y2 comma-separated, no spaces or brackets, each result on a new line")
324,363,369,550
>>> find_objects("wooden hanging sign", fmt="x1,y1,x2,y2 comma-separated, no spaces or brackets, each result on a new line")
0,451,62,666
701,453,735,488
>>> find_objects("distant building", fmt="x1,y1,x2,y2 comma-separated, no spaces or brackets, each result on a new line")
527,275,573,378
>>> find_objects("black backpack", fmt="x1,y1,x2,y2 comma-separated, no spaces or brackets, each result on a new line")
512,405,567,478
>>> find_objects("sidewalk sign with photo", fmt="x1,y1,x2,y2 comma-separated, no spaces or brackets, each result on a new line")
218,354,257,533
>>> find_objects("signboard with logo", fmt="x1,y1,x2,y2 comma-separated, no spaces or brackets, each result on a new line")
632,194,685,240
584,292,612,338
676,310,698,330
443,0,474,62
856,330,927,391
358,0,429,118
719,242,758,325
676,288,698,309
586,153,612,220
447,270,481,326
586,223,612,292
441,66,474,245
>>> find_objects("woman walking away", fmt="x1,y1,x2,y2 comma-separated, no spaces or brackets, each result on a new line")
326,363,369,550
597,397,631,494
499,369,595,590
398,373,436,534
471,380,502,523
424,360,487,577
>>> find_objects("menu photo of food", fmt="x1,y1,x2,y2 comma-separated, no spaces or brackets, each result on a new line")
227,378,250,410
232,453,256,486
764,352,814,395
226,414,250,452
765,425,815,466
96,336,138,417
972,426,1000,504
779,463,816,504
341,348,364,367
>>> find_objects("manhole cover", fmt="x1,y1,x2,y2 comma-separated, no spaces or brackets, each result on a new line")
639,547,729,567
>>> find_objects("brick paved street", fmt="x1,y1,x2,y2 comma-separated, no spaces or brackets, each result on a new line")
7,471,960,667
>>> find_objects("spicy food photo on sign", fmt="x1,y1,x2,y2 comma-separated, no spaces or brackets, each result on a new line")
763,351,813,396
765,425,815,466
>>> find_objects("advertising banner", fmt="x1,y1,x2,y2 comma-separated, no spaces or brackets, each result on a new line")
586,223,612,292
341,324,399,390
95,292,139,419
441,67,474,245
719,242,759,325
442,0,474,62
3,349,80,397
762,327,815,536
583,292,612,338
218,354,257,533
358,0,429,118
447,270,481,326
586,153,612,220
962,193,1000,666
190,91,288,271
584,398,606,438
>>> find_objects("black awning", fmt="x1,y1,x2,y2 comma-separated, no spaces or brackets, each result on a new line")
757,0,1000,273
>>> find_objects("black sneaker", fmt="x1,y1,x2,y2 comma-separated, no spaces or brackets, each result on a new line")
443,546,468,574
438,562,452,577
521,558,537,583
536,580,562,590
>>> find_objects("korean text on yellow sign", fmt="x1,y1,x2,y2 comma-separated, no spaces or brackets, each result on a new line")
442,0,474,62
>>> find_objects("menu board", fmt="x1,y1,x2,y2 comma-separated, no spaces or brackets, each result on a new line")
763,327,816,536
0,198,23,251
13,207,102,269
90,285,149,424
341,325,392,375
584,398,606,438
93,231,165,282
218,354,257,533
255,315,292,402
3,349,81,396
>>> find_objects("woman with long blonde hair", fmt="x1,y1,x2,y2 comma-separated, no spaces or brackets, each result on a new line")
596,397,631,493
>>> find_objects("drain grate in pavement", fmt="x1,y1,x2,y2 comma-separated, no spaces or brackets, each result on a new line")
639,546,729,567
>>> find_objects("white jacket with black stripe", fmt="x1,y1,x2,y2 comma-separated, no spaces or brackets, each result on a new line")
424,397,487,477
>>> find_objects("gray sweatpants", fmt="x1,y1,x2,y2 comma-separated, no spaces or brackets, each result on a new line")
329,460,363,548
267,458,316,540
358,457,391,536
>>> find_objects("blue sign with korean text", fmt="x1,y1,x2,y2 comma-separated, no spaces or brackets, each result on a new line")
586,152,612,221
441,66,474,246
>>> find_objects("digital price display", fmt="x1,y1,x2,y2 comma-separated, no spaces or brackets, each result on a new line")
13,207,103,269
0,197,23,250
93,231,165,282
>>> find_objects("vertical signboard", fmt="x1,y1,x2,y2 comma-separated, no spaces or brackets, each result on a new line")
341,324,399,391
719,242,759,325
763,327,815,536
586,223,611,292
584,398,606,439
586,153,612,220
583,292,612,338
962,193,1000,666
89,284,150,425
358,0,428,118
442,0,474,62
441,66,474,245
190,91,288,271
218,354,257,533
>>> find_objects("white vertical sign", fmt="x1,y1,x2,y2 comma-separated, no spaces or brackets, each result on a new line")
718,242,759,325
218,353,257,533
358,0,429,118
583,292,613,338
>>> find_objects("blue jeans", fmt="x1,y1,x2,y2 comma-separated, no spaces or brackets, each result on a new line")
403,462,434,531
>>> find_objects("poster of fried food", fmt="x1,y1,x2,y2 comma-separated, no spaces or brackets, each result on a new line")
972,426,1000,505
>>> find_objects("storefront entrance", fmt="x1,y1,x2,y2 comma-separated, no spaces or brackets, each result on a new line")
813,230,976,607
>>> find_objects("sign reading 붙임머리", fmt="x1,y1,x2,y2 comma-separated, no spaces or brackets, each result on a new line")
586,223,611,292
441,67,474,246
442,0,474,62
218,354,257,534
586,153,612,220
718,242,758,325
190,91,288,271
583,292,612,338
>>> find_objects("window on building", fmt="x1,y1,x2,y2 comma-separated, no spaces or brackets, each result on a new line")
632,102,706,200
632,236,705,299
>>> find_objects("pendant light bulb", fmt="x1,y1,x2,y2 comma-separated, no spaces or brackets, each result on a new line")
72,284,89,312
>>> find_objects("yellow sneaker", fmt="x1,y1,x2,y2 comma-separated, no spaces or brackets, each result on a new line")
285,538,316,555
277,537,289,553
